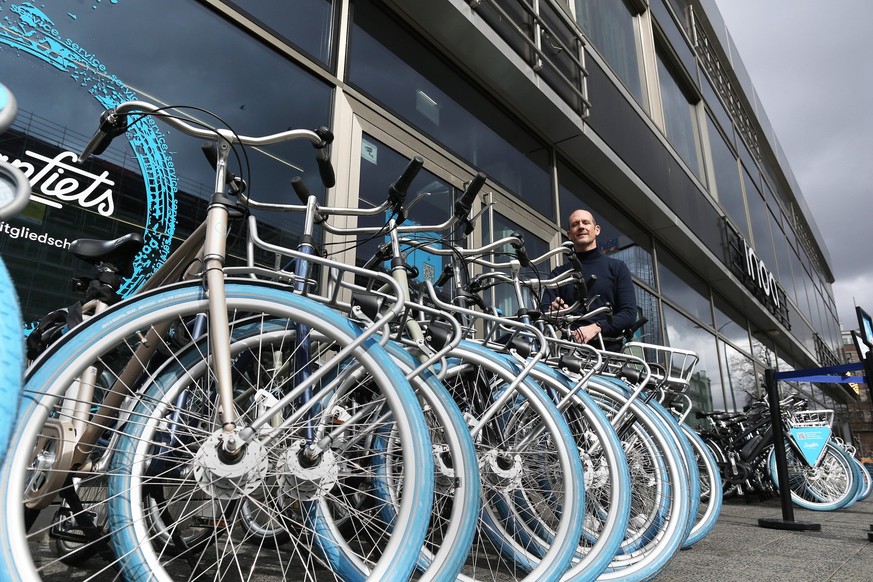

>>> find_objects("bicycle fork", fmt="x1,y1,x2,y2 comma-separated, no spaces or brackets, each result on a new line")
201,137,241,454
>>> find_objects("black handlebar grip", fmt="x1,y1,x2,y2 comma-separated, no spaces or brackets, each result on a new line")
435,265,454,287
568,250,584,275
510,232,531,267
314,126,334,147
454,172,486,218
291,176,314,205
626,317,648,338
388,156,424,205
312,125,336,188
79,109,128,161
311,127,336,188
316,153,336,189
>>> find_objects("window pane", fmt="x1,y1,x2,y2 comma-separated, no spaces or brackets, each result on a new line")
229,0,333,65
662,304,722,414
557,158,654,287
634,285,663,345
744,168,777,271
713,294,751,354
491,212,548,316
348,1,553,218
706,114,748,239
574,0,643,103
658,249,712,325
0,0,331,321
356,135,454,287
656,51,702,177
719,340,757,411
770,211,794,295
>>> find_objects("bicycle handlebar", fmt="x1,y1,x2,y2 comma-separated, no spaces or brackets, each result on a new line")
454,172,486,218
79,101,333,182
388,156,424,206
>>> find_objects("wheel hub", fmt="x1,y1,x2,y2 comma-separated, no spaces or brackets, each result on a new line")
279,440,339,501
193,432,268,500
433,443,456,493
481,449,522,492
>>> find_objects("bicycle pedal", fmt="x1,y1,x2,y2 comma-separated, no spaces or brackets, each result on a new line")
49,508,94,542
49,527,91,543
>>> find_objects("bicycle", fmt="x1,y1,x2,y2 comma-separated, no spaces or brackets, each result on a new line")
1,101,444,581
352,200,592,580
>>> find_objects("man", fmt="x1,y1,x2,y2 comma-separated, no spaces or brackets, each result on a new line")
542,209,637,351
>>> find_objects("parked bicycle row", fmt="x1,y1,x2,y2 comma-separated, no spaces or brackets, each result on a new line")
696,393,872,510
0,99,853,582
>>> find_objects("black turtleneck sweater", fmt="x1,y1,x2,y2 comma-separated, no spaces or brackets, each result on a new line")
540,247,637,350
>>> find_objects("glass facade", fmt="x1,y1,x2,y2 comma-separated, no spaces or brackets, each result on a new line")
347,0,554,218
0,0,331,321
0,0,845,415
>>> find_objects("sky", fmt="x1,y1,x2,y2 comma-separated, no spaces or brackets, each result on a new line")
711,0,873,331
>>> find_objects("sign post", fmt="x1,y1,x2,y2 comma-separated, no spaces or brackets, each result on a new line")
758,359,868,532
757,368,821,531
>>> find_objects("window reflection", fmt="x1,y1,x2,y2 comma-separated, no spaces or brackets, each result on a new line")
744,169,777,271
662,304,722,414
750,327,777,369
713,294,751,354
489,212,548,317
719,340,756,410
557,158,654,287
348,1,553,218
356,135,454,287
0,0,331,320
634,285,663,345
656,50,703,178
770,212,794,296
574,0,643,104
706,114,748,239
228,0,334,66
658,248,712,325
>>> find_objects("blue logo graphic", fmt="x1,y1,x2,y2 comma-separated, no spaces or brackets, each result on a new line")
0,1,177,296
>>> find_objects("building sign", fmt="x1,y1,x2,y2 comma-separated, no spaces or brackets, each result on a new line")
724,219,790,328
1,149,115,217
743,240,781,310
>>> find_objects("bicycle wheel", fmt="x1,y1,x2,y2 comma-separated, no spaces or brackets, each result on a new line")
678,423,722,548
382,340,481,581
584,377,691,581
441,340,585,582
768,440,857,511
594,376,699,546
0,281,434,582
851,456,873,502
526,361,631,582
0,259,24,464
127,320,479,581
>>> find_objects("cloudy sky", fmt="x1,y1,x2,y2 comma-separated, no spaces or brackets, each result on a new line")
711,0,873,331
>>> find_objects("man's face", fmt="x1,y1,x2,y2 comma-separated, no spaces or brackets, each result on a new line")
567,210,600,252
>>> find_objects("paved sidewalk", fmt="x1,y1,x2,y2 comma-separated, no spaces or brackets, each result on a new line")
663,494,873,581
